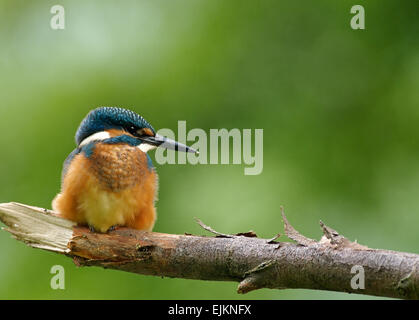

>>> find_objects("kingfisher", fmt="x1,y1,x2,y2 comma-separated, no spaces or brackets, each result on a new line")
52,107,197,233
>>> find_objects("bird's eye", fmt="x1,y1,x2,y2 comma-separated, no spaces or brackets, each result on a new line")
128,126,138,136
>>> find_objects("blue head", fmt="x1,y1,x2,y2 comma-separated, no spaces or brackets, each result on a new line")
75,107,156,146
75,107,198,154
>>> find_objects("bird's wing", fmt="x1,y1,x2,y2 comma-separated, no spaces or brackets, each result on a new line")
61,147,81,185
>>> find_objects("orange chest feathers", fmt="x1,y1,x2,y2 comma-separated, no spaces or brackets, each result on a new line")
53,143,158,233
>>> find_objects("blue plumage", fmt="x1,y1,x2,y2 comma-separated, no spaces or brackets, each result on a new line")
61,148,80,183
75,107,155,146
102,135,142,147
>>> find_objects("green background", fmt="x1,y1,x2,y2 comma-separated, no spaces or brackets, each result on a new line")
0,0,418,299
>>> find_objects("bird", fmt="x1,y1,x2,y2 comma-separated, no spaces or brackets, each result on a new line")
52,107,198,233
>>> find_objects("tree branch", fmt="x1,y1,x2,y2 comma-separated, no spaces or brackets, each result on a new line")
0,202,418,299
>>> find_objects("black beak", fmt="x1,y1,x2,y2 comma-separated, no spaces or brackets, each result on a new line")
140,134,199,154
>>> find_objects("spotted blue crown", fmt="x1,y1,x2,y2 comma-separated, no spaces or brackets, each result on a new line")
75,107,155,146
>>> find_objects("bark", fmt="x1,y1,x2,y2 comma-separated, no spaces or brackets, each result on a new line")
0,202,418,299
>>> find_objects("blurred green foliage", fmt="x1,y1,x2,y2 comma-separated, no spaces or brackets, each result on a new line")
0,0,418,299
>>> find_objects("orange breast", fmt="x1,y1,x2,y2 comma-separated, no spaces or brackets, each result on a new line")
52,142,158,233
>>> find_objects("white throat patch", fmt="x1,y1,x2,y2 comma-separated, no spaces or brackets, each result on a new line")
138,143,157,153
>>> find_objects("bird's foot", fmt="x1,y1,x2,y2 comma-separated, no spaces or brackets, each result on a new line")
107,225,119,233
87,224,118,233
